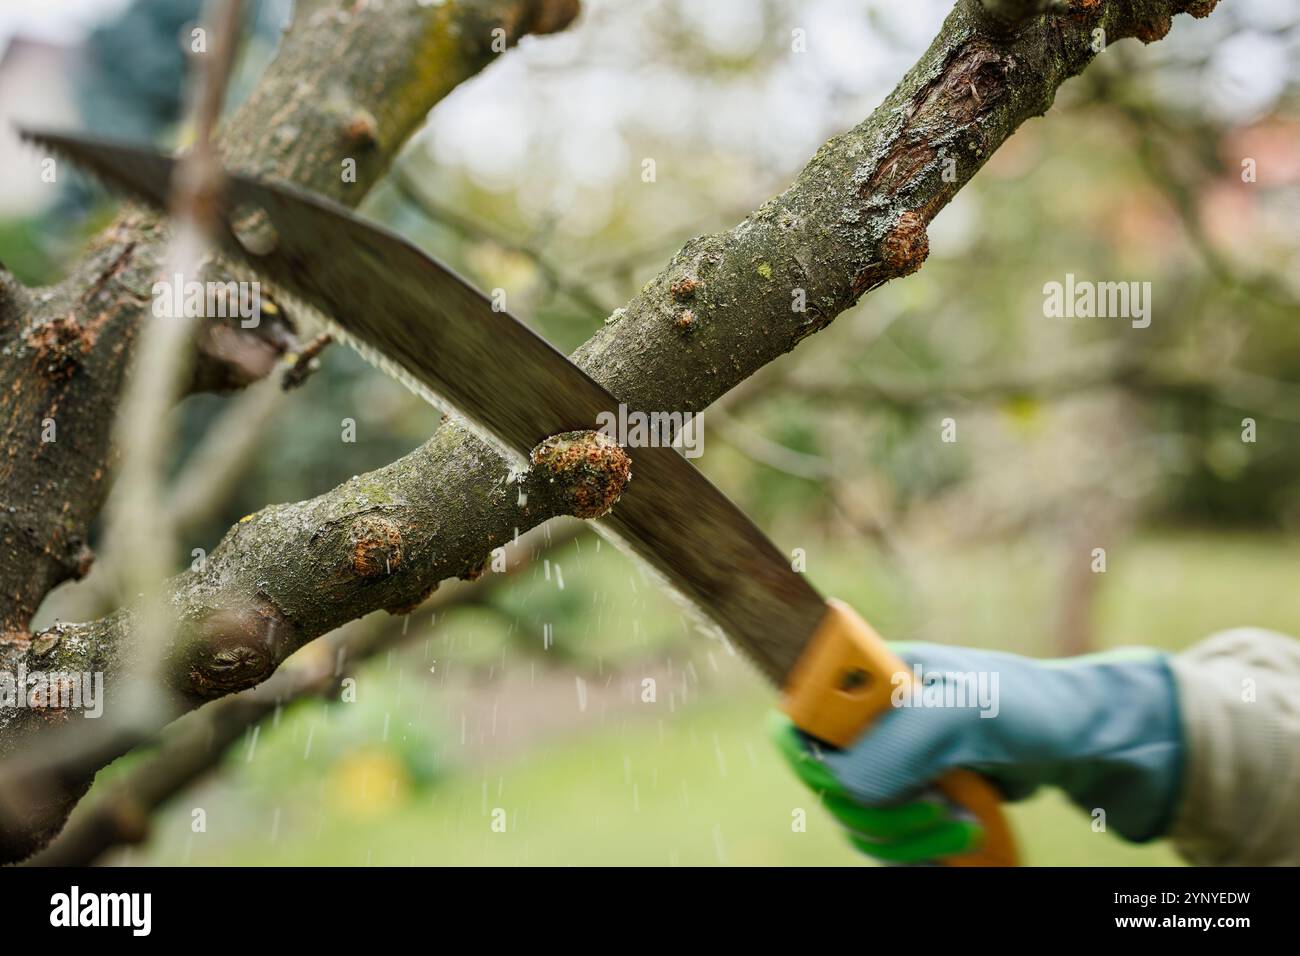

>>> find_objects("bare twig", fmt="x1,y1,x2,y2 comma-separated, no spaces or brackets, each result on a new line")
390,166,614,320
107,0,245,709
711,411,832,481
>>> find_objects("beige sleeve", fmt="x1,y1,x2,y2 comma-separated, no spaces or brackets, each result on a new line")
1167,628,1300,866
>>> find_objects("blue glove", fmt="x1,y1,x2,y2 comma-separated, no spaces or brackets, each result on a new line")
773,644,1184,862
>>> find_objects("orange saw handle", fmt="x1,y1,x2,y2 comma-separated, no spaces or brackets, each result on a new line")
780,598,1018,867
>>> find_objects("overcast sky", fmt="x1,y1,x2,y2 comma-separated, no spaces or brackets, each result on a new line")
0,0,131,48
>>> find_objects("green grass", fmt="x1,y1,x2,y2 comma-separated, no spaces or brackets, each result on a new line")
127,688,1181,867
113,529,1298,866
1098,531,1300,652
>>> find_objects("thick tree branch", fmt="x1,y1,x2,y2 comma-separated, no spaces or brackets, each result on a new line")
0,0,1219,861
0,0,580,638
47,378,285,625
0,427,626,859
0,0,580,860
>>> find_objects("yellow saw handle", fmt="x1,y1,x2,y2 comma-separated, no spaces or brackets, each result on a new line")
780,598,1018,867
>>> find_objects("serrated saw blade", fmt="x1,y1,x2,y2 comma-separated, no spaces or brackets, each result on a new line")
24,127,829,684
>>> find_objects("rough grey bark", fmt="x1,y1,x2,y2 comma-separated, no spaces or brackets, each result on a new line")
0,0,580,861
0,0,580,640
0,0,1219,861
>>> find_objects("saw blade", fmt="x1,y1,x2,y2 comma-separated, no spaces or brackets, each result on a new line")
25,127,829,683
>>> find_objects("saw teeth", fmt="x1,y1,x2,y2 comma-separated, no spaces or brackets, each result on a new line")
222,259,527,469
22,125,528,471
218,257,528,469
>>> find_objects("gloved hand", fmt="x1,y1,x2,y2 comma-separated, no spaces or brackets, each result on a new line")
772,643,1184,863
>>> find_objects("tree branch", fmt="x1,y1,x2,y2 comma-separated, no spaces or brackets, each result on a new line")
0,0,581,642
25,522,577,867
0,0,1220,861
44,377,286,624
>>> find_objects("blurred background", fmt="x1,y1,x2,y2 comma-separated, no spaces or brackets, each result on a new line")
3,0,1299,865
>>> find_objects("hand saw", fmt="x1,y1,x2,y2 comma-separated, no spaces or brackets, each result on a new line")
27,127,1017,866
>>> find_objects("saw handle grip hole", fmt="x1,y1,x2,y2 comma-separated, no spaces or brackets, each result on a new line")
836,666,872,695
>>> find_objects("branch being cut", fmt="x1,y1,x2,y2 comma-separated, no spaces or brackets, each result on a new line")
0,0,581,643
0,427,627,860
0,0,1220,861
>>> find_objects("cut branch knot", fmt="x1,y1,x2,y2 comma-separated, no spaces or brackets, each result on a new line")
880,211,930,278
25,316,93,381
530,430,632,519
183,599,293,697
349,514,404,578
